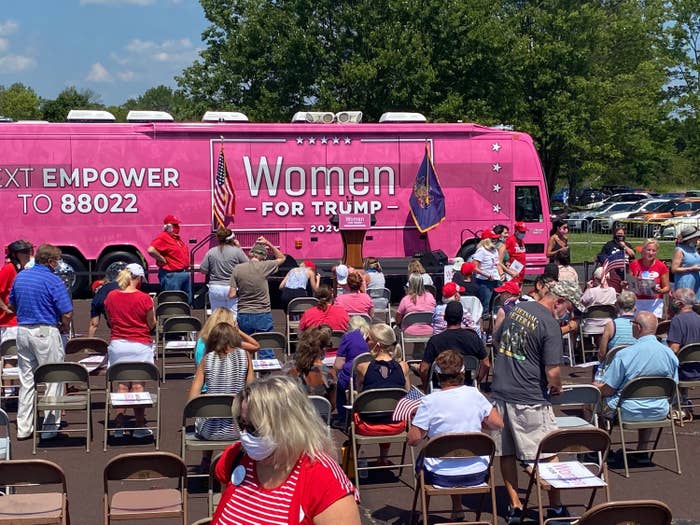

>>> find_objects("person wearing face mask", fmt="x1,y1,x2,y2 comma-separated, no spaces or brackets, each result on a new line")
505,222,528,283
147,214,191,303
597,227,635,292
493,224,515,280
103,263,156,439
546,219,569,263
8,244,73,441
491,279,583,524
671,226,700,296
0,240,33,344
212,376,360,525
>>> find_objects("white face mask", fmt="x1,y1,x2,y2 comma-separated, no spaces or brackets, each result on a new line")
24,257,35,269
240,431,276,461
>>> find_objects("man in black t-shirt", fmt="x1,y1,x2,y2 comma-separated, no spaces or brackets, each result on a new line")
420,301,489,390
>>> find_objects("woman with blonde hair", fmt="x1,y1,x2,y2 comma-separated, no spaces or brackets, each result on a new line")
211,376,360,525
364,257,385,290
395,272,436,335
355,323,410,391
628,238,670,318
104,263,156,438
279,260,320,312
194,307,260,368
472,229,503,312
199,226,248,315
407,259,433,286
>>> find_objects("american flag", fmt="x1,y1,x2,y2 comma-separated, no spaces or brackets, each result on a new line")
601,250,627,285
213,147,235,227
392,386,425,421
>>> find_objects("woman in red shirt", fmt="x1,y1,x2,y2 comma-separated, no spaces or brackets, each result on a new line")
299,285,350,332
104,263,156,438
212,376,359,525
628,239,670,318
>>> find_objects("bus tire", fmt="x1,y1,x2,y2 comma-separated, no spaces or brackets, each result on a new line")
96,251,144,279
60,253,88,297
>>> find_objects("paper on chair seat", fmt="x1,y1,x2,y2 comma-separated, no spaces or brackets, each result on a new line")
79,355,107,371
165,341,196,350
537,461,606,489
252,359,281,371
110,392,153,405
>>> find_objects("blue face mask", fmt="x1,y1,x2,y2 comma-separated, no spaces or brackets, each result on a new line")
516,232,526,240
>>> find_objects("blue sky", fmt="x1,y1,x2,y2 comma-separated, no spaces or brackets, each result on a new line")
0,0,208,105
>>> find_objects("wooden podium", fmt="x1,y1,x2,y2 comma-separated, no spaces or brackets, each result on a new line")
329,213,376,268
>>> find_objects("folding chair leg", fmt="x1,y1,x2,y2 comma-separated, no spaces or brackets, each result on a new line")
670,420,682,475
535,470,545,525
421,489,430,525
620,425,630,478
409,477,420,525
649,428,663,462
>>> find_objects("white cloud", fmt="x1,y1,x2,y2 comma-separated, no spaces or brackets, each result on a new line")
116,37,196,67
86,62,113,82
117,70,135,81
0,55,36,73
0,38,8,54
0,20,18,36
80,0,155,5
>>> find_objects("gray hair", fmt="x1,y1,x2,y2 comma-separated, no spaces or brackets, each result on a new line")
674,287,696,307
617,290,637,313
348,315,371,337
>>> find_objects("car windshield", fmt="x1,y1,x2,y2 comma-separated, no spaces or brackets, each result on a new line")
653,200,679,212
608,203,635,212
642,201,666,211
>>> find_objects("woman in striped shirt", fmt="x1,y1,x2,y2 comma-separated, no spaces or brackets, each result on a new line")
212,376,360,525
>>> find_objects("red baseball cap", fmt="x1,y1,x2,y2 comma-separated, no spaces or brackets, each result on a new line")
460,262,475,276
480,229,500,240
514,221,527,233
163,214,181,225
303,260,317,271
495,281,521,295
442,281,465,298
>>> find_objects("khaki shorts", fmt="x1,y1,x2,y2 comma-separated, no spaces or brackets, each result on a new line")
491,400,558,461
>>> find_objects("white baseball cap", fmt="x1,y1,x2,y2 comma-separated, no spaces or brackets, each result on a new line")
126,263,145,278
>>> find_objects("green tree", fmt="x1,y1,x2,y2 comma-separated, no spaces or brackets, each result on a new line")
0,83,42,120
41,87,103,122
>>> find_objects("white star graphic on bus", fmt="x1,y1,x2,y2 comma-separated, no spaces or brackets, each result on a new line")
492,204,502,213
321,137,328,144
333,137,340,144
492,184,502,192
308,137,316,144
492,163,502,172
344,137,352,144
296,137,304,145
492,143,501,152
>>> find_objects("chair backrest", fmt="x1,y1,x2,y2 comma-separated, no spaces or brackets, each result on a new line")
576,499,672,525
35,362,90,384
0,338,17,358
583,304,617,320
183,395,235,421
64,336,109,355
156,301,191,319
157,290,189,305
349,352,372,395
251,332,287,351
0,407,9,438
107,361,160,383
0,459,67,490
348,313,372,326
309,395,332,425
162,315,202,334
368,287,391,301
104,452,186,483
352,388,407,419
551,384,601,408
603,344,630,367
678,342,700,365
421,432,496,462
619,376,676,402
425,284,438,301
287,297,319,316
656,319,672,337
400,311,434,331
536,428,611,457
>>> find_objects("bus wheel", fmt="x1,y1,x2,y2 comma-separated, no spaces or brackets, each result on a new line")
60,253,88,297
96,251,144,279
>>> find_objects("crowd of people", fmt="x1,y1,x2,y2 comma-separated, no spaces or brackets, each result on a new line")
1,215,698,525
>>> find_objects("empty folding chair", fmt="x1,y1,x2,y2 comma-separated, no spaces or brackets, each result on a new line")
0,407,10,460
104,361,161,450
0,338,19,408
676,342,700,426
157,290,189,306
33,362,91,454
251,331,286,360
286,297,319,354
103,452,187,525
64,336,109,396
0,459,69,524
161,315,202,381
368,287,391,324
551,384,601,429
309,395,332,425
409,433,497,525
574,499,672,525
398,312,434,358
579,305,617,363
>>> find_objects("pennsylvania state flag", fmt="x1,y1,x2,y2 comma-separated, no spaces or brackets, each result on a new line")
409,144,446,233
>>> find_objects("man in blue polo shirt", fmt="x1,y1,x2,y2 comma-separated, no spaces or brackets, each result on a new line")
9,244,73,440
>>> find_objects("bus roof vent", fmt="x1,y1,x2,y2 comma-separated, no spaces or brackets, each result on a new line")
379,112,427,123
491,123,514,131
67,110,116,122
202,111,249,122
16,120,50,124
0,116,13,123
335,111,362,124
126,110,174,123
292,111,335,123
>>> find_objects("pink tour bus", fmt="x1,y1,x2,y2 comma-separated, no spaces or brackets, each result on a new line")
0,110,551,294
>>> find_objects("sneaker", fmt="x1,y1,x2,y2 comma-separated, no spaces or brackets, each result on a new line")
505,505,522,525
112,429,125,439
546,506,572,524
40,431,57,440
132,428,153,439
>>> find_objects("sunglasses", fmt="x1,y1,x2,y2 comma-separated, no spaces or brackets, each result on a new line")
236,416,259,436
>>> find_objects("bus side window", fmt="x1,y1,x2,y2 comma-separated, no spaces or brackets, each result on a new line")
515,186,543,222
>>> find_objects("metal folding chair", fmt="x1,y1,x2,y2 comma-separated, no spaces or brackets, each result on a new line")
157,290,189,306
574,499,672,525
551,384,601,429
286,297,319,355
160,315,202,381
309,395,332,425
0,338,19,408
0,459,68,524
677,342,700,426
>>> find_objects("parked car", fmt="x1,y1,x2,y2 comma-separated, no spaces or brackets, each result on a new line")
572,188,608,207
598,192,654,206
686,190,700,198
606,199,668,231
658,212,700,239
658,192,685,199
567,202,637,232
551,188,570,204
621,198,700,237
